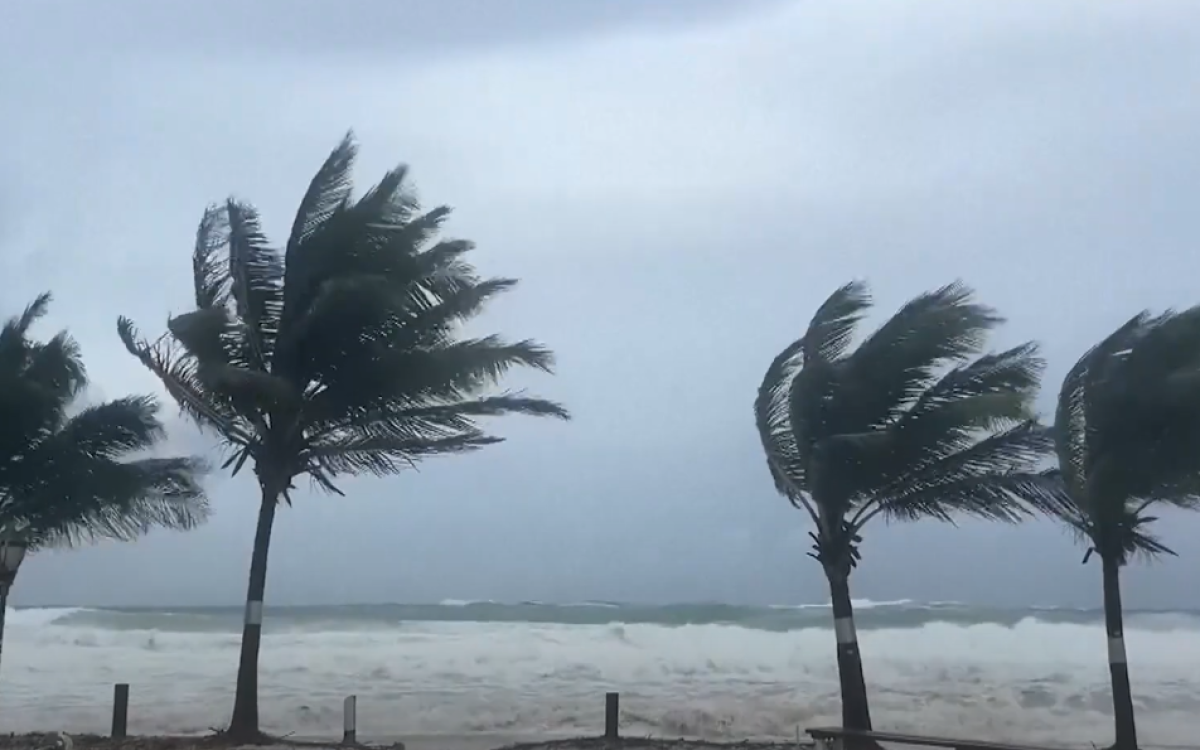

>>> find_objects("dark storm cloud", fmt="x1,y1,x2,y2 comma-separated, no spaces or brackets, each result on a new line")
2,0,779,62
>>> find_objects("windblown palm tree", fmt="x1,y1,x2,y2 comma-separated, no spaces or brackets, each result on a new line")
118,132,570,741
754,280,1060,732
1037,307,1200,750
0,293,208,669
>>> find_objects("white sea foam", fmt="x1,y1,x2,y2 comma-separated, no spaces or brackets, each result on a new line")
768,598,915,610
1,607,1198,748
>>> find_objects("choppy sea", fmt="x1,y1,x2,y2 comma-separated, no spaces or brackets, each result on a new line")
1,599,1198,747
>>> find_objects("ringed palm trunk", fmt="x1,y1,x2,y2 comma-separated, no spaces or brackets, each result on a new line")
228,481,281,740
825,567,873,731
1101,556,1137,750
0,584,9,675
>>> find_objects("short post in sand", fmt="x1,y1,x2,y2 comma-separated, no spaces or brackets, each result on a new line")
0,535,29,675
604,692,620,739
111,684,130,738
343,695,357,745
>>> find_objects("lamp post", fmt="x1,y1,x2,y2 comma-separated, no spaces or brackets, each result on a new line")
0,537,28,674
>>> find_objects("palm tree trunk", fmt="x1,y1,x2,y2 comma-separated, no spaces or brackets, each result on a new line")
228,482,280,741
0,584,8,676
1101,556,1137,750
826,569,873,731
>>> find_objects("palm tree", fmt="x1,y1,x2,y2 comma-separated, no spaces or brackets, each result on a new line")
0,292,208,671
1036,307,1200,750
117,132,570,741
754,280,1060,733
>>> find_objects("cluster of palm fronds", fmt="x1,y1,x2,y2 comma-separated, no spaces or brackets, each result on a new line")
118,135,567,503
757,280,1200,750
0,293,207,551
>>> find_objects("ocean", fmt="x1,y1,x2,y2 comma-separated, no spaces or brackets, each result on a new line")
1,599,1198,748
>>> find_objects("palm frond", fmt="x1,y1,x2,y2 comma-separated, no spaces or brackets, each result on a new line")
0,294,47,374
281,161,427,323
117,317,256,445
287,132,357,259
398,277,521,347
0,298,88,472
23,331,86,400
193,205,232,309
754,335,805,480
861,468,1059,527
226,199,284,369
16,292,52,332
803,280,871,364
847,344,1045,493
836,281,1003,433
0,293,86,397
312,393,568,449
0,292,53,359
860,421,1054,524
304,336,559,433
25,456,209,549
1122,516,1179,561
56,396,164,458
389,395,571,422
304,431,501,481
168,307,235,365
353,164,421,228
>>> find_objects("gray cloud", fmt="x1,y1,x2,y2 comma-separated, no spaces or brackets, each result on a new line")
3,0,1200,609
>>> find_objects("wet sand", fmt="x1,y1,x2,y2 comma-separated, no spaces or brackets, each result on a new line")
0,734,812,750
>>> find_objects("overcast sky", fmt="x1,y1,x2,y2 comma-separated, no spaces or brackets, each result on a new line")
3,0,1200,610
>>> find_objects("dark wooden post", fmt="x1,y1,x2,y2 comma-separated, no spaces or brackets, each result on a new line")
111,683,129,738
342,695,357,745
604,692,619,739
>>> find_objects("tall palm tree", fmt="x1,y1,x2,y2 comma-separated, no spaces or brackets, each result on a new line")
1037,307,1200,750
117,132,570,741
754,280,1060,732
0,293,208,671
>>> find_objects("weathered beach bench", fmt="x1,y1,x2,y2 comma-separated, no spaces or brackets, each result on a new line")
807,726,1058,750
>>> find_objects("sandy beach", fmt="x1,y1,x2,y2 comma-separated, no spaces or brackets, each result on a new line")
0,735,810,750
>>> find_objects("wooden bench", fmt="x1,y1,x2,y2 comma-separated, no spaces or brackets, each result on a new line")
806,726,1059,750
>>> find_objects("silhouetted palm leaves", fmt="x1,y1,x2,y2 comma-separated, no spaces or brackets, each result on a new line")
117,132,569,740
0,293,208,550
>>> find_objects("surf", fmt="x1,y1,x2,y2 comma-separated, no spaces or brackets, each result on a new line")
1,602,1198,746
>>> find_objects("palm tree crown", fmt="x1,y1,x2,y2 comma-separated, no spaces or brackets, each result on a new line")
0,293,207,548
1044,306,1200,562
756,280,1059,567
118,132,569,498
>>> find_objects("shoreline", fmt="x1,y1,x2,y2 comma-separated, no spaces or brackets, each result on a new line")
0,734,812,750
